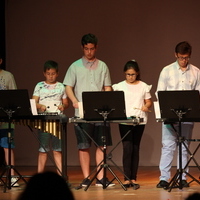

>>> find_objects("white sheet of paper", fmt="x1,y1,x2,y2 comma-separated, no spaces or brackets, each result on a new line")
154,101,161,120
78,102,83,119
30,99,38,115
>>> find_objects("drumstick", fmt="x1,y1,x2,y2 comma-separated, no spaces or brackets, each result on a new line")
54,103,61,107
134,107,151,112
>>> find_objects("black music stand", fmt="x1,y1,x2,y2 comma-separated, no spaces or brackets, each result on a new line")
158,90,200,192
0,89,32,192
82,91,127,121
80,91,127,190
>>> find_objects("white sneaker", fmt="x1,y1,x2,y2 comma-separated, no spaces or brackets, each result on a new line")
11,177,19,187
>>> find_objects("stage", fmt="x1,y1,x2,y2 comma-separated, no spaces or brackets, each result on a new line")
0,166,199,200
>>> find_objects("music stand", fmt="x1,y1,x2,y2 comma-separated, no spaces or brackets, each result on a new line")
0,89,32,192
82,91,127,121
79,91,127,190
158,90,200,192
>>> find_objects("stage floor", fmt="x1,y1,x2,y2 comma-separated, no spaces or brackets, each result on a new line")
0,166,200,200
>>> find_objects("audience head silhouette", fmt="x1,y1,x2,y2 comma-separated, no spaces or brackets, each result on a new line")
185,192,200,200
17,171,74,200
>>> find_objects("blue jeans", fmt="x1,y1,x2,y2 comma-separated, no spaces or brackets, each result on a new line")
159,123,193,181
0,129,15,148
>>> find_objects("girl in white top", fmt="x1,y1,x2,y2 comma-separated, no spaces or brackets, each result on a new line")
112,60,152,189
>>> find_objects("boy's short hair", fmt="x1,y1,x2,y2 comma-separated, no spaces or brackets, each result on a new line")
175,41,192,55
44,60,58,72
81,33,98,47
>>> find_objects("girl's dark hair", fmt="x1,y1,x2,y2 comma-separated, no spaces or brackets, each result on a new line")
123,60,141,80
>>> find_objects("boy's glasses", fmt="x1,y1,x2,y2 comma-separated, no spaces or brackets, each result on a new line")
177,56,190,61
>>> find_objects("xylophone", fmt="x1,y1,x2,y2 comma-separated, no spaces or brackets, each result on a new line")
0,114,68,180
0,114,68,139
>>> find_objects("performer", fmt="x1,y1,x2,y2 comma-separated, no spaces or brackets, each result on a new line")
63,33,115,187
156,41,200,188
112,60,152,188
32,60,68,175
0,53,19,186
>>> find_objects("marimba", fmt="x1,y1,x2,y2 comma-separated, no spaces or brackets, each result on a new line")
0,114,68,180
14,114,67,139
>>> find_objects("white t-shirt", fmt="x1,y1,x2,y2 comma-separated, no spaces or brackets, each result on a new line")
112,80,152,124
33,81,67,114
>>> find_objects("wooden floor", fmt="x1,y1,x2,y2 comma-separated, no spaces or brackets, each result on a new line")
0,166,200,200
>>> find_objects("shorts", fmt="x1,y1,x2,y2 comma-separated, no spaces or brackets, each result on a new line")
74,123,112,149
38,131,61,152
0,129,15,148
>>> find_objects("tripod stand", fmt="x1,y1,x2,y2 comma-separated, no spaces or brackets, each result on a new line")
157,90,200,192
166,121,200,191
83,109,127,191
0,107,27,192
166,108,191,192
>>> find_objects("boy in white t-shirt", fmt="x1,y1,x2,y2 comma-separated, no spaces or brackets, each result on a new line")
32,60,69,175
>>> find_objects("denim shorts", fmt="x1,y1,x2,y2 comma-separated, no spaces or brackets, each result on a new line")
38,131,61,152
74,123,112,149
0,129,15,148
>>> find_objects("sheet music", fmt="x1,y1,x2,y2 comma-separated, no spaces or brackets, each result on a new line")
30,100,62,115
30,99,38,115
154,101,161,120
78,102,84,119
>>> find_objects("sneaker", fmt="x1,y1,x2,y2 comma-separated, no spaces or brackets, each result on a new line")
95,178,115,187
11,177,19,187
181,180,189,187
81,178,91,187
123,180,131,188
156,180,169,188
132,183,140,190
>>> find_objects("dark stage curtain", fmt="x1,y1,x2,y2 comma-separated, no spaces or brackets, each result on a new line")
0,0,6,69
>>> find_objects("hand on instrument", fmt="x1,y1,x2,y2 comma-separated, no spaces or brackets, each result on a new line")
141,105,151,112
40,105,47,112
57,104,65,112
